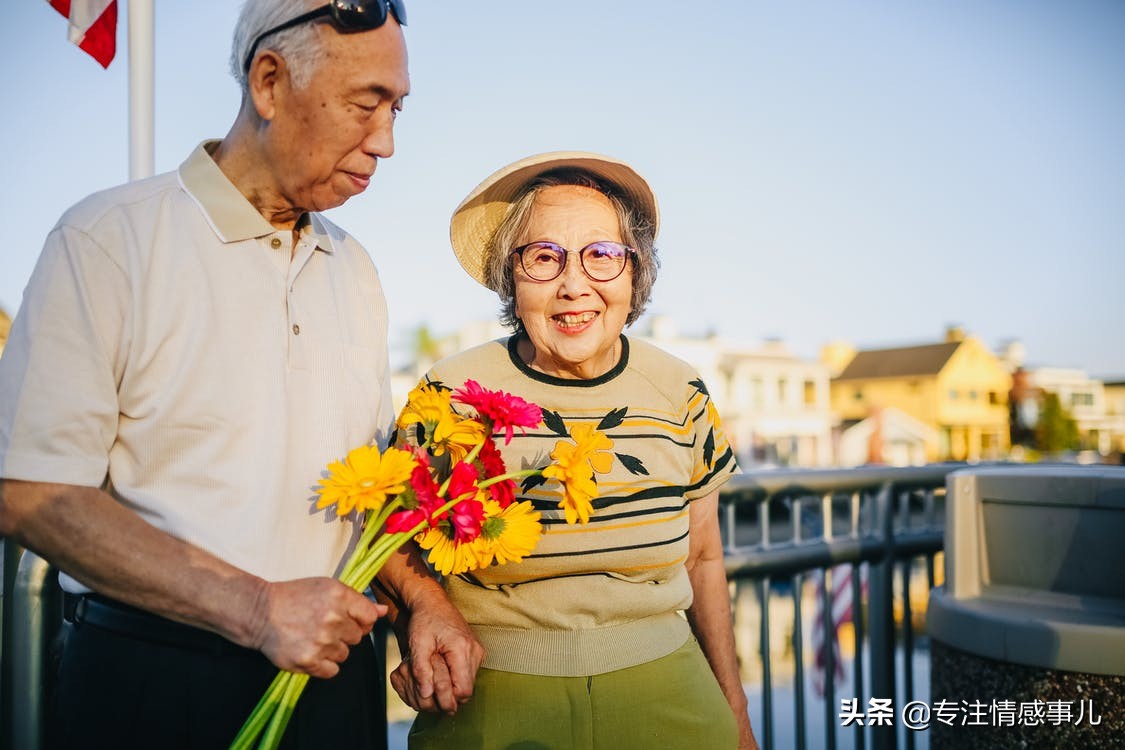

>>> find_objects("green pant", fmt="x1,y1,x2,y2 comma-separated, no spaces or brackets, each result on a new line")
408,636,738,750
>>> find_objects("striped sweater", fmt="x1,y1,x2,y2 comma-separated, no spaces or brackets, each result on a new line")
417,334,738,676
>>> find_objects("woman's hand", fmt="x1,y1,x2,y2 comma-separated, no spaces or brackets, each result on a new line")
377,545,486,714
388,586,485,714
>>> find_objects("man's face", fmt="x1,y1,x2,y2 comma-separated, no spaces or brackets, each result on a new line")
267,19,409,213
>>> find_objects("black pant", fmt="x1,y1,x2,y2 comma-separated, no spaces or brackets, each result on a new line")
48,598,387,750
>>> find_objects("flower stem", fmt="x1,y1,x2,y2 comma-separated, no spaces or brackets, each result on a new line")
478,468,540,490
229,670,290,750
342,526,423,592
258,672,311,749
339,497,403,582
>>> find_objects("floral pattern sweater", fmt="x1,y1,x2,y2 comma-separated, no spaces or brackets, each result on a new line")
413,334,738,676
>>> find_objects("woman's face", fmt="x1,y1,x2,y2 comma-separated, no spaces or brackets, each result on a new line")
513,185,634,380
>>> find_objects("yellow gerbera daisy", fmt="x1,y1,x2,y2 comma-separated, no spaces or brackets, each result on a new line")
416,525,483,576
474,499,543,568
431,416,487,464
316,445,416,516
397,384,486,462
397,384,454,439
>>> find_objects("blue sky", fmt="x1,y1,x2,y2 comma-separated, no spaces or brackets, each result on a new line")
2,1,1123,376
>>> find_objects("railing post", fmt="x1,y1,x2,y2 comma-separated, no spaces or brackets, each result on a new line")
757,498,774,750
868,482,897,750
1,539,23,748
8,550,53,750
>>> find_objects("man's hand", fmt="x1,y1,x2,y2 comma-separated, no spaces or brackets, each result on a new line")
389,593,484,714
246,577,386,678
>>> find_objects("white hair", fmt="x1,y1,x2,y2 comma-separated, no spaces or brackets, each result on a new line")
230,0,325,94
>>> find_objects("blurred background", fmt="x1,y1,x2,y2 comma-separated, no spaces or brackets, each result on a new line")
2,0,1123,466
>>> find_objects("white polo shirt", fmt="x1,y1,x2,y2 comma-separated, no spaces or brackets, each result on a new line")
0,141,394,592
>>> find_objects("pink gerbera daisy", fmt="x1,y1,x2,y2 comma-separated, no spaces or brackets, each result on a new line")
452,379,543,444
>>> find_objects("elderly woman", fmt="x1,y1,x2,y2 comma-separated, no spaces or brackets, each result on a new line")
397,152,758,749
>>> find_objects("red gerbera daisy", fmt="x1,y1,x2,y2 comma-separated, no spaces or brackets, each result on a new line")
449,497,485,543
408,460,447,522
452,379,543,444
477,438,517,508
446,461,480,504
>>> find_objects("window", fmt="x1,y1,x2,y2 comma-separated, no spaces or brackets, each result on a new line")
969,390,978,401
1071,392,1094,408
854,388,864,401
750,377,763,408
948,389,958,400
804,380,817,406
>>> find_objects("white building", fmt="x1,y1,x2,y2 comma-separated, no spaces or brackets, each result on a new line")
1028,366,1117,455
837,407,938,467
639,317,835,468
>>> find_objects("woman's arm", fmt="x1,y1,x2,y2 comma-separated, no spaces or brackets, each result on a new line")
686,490,760,750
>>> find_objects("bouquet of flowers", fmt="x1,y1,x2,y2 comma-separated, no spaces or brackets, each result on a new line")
230,379,610,750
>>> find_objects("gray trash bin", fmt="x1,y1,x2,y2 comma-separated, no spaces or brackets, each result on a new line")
927,466,1125,748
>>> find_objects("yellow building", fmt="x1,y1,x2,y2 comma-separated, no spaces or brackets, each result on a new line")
1104,380,1125,456
827,328,1011,461
0,307,11,358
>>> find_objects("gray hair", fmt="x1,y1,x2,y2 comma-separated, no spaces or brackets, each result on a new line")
230,0,325,95
483,168,660,333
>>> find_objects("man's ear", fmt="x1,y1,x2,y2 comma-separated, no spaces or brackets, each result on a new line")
247,51,287,122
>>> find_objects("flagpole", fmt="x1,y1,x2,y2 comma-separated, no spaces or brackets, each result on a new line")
128,0,154,180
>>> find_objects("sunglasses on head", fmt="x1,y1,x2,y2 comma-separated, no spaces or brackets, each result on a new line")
244,0,407,72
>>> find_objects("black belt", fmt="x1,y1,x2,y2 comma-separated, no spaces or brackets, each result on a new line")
63,593,250,656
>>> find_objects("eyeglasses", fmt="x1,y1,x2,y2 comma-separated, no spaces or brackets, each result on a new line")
511,241,636,283
243,0,408,72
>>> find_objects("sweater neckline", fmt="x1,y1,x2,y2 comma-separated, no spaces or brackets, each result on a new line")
506,333,629,387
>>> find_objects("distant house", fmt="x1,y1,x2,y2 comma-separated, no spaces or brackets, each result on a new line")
837,406,938,467
827,327,1011,461
642,317,835,468
1027,367,1121,456
1095,379,1125,457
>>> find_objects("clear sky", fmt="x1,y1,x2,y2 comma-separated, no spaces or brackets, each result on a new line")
2,1,1123,376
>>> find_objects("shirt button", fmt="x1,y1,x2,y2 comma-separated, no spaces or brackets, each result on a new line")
292,324,300,335
271,238,282,250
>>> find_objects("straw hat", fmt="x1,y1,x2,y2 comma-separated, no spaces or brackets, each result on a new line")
449,151,660,290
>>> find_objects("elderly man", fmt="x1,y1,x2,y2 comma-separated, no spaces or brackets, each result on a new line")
0,1,480,747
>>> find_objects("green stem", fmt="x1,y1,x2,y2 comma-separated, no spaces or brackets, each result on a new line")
229,671,290,750
340,484,480,592
478,468,541,490
344,529,420,591
340,497,404,581
340,530,409,591
258,672,311,750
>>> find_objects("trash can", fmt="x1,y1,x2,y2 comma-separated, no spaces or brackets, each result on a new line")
927,466,1125,749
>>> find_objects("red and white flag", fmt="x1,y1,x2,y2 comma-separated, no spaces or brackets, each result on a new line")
810,563,867,696
47,0,117,68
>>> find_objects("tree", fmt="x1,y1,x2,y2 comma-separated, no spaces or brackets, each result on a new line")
1034,392,1080,453
409,324,443,366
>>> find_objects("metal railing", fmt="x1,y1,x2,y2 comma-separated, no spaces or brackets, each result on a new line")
719,464,955,750
1,541,58,750
2,464,957,749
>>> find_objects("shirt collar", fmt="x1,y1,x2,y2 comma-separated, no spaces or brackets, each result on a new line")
178,140,334,254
